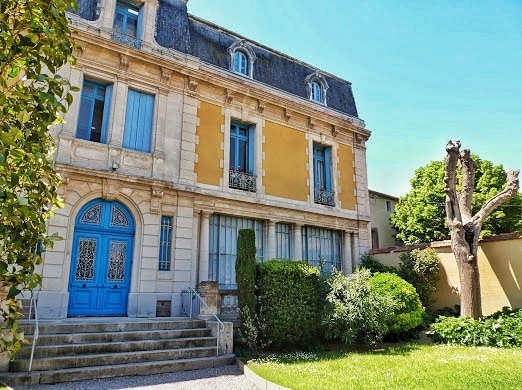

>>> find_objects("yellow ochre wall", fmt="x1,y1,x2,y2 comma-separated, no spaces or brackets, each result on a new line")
263,121,308,201
195,101,224,186
372,234,522,315
337,144,356,210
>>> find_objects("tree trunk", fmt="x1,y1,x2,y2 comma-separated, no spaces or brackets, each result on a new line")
457,255,481,319
444,140,519,319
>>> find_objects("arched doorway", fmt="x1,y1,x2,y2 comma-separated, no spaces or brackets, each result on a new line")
68,199,135,316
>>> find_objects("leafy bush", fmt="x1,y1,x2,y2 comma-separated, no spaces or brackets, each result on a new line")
369,272,424,335
359,254,397,274
397,248,440,309
431,308,522,347
257,260,322,349
322,269,394,345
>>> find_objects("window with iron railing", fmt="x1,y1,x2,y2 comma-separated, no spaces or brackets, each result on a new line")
112,1,142,49
229,121,256,192
158,216,172,271
313,144,335,206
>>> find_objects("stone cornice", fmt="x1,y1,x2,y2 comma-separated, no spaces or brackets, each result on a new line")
69,22,371,140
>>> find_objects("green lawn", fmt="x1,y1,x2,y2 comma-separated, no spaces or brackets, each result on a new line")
247,344,522,390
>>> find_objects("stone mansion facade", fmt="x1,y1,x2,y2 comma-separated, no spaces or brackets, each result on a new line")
36,0,372,319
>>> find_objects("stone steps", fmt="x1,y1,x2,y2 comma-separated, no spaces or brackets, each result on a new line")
0,317,236,387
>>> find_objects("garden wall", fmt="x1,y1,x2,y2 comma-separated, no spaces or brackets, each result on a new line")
370,232,522,315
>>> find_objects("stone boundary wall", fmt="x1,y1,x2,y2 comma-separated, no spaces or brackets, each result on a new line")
369,232,522,315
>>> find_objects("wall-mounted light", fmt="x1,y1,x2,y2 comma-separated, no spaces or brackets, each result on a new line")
111,162,120,171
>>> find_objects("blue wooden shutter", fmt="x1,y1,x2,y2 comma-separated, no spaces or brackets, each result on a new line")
324,147,332,191
100,84,112,143
76,94,94,140
247,125,255,174
123,89,154,152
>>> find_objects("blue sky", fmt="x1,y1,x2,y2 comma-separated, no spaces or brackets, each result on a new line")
188,0,522,197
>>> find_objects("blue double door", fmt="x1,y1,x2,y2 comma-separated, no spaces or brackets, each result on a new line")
68,200,135,316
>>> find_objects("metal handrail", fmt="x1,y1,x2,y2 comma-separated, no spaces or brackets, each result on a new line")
27,290,39,372
187,286,224,356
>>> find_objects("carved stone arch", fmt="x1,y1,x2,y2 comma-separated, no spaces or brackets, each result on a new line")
305,71,329,105
228,39,257,78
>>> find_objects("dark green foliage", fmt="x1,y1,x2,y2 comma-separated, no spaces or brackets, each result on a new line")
322,269,394,345
431,308,522,347
369,273,424,334
390,158,522,244
257,260,322,349
397,249,440,309
0,0,77,356
236,229,256,317
359,254,397,274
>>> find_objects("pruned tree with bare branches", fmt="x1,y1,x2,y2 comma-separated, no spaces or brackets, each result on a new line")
444,140,520,319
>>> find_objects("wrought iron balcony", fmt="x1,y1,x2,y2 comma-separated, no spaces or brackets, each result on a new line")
229,169,256,192
110,31,142,49
314,187,335,206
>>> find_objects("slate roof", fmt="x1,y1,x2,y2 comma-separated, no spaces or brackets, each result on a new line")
75,0,360,118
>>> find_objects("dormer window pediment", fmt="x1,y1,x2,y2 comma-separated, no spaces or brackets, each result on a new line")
228,39,256,78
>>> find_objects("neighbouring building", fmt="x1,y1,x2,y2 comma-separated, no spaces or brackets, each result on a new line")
36,0,372,319
369,190,399,249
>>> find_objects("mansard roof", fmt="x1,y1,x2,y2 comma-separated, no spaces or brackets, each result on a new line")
154,0,358,118
76,0,359,118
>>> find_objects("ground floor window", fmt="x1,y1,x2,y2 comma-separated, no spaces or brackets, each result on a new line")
275,223,291,259
208,214,265,289
302,226,342,273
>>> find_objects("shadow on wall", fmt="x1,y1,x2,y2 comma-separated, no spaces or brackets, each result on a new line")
433,246,460,311
482,238,522,311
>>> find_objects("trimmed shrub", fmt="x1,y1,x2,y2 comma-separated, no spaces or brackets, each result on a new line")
236,229,256,317
397,248,440,309
359,254,396,274
431,308,522,347
257,260,322,349
369,272,424,335
322,269,394,345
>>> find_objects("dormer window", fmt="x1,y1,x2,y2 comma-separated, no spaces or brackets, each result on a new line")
228,40,256,78
305,72,329,105
112,1,143,49
311,81,322,103
233,51,248,75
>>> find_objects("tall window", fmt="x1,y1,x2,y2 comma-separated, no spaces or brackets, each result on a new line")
208,215,265,289
123,89,154,153
76,80,112,143
311,81,322,103
233,51,248,75
158,216,172,271
229,121,256,192
313,144,334,206
275,223,291,259
302,226,341,272
112,1,142,49
386,200,393,213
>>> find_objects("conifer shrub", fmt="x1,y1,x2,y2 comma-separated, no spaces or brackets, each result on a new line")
256,260,322,349
236,229,257,337
369,272,424,335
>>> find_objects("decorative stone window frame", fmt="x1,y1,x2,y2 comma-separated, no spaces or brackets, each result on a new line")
222,107,264,194
228,40,256,78
307,133,338,207
305,71,329,106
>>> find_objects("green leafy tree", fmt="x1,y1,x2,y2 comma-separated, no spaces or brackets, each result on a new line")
0,0,77,356
391,157,522,244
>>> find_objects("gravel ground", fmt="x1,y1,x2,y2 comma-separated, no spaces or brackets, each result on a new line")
11,365,257,390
